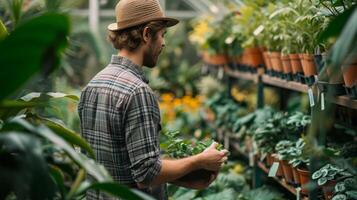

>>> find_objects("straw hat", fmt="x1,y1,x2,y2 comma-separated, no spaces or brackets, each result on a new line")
107,0,179,31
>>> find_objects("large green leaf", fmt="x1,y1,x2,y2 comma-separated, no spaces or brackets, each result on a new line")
329,7,357,69
30,114,95,158
0,13,70,101
0,132,56,200
20,92,79,102
0,100,39,120
74,181,155,200
4,118,111,182
318,4,357,42
0,20,8,41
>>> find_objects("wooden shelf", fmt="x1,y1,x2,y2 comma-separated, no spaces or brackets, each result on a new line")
257,162,308,200
262,75,310,93
329,95,357,110
224,67,258,83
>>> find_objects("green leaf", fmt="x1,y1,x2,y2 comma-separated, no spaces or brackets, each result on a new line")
74,182,155,200
329,7,357,69
6,118,111,182
0,100,39,120
318,4,357,42
20,92,79,102
0,13,70,101
0,20,8,41
31,115,95,158
0,132,56,199
318,177,328,186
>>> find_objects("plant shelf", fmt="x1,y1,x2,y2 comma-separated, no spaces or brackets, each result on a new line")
257,162,308,200
262,75,310,93
224,67,258,83
328,95,357,110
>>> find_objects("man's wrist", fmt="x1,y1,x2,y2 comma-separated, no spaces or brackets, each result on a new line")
190,153,203,170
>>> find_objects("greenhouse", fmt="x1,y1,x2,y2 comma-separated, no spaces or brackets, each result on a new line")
0,0,356,200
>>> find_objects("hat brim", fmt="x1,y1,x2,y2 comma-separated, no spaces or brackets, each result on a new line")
107,17,179,31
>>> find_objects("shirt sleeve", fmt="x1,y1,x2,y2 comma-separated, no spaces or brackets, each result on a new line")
124,86,162,185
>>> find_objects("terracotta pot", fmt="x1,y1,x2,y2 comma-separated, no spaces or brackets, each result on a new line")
266,153,274,167
327,67,344,84
281,55,292,74
292,167,301,186
322,180,337,200
263,51,272,70
233,55,242,65
202,52,229,65
301,54,317,76
272,154,283,177
244,47,264,68
342,56,357,87
297,167,310,195
270,52,283,72
289,54,303,74
280,160,294,185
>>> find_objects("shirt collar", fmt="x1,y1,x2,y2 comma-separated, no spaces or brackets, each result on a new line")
110,55,149,84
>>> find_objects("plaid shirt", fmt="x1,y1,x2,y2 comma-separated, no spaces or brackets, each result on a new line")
78,55,166,200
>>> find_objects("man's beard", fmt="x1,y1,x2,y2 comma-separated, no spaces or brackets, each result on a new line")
143,44,158,68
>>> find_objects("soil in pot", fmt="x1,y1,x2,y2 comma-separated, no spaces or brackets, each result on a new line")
266,153,274,167
297,167,310,195
203,52,229,66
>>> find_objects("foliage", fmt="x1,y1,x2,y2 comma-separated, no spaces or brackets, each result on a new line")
169,162,249,200
312,164,353,186
237,186,285,200
288,138,310,167
0,12,152,200
332,177,357,200
275,140,295,160
161,131,225,159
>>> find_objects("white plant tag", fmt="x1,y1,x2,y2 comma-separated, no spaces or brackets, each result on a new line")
296,187,301,200
268,162,279,177
254,25,264,36
321,92,325,111
308,88,315,107
249,152,254,167
218,67,224,80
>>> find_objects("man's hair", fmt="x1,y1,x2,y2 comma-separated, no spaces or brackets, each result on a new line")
107,21,167,51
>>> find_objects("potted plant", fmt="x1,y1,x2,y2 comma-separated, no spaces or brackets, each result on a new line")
332,177,357,200
312,164,353,200
162,131,228,182
275,140,295,185
289,138,311,195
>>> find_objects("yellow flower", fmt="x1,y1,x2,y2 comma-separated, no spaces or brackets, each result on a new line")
232,164,245,174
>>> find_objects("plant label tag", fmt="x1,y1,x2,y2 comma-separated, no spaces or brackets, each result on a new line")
249,152,254,167
296,187,301,200
254,25,264,36
321,92,325,111
218,67,224,80
268,162,279,177
308,88,315,107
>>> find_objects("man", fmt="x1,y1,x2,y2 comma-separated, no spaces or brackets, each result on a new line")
78,0,228,199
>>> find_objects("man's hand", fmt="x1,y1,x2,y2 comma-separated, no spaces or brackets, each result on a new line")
197,142,228,171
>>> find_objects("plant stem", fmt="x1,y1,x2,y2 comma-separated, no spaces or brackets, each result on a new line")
66,169,86,200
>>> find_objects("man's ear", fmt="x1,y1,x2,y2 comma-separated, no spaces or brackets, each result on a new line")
142,26,151,43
